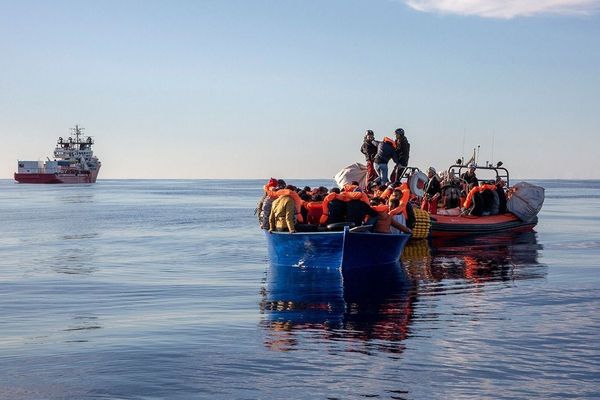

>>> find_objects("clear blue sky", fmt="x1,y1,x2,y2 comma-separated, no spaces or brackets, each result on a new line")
1,0,599,179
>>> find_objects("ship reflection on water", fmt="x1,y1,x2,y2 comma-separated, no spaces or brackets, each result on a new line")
260,231,546,352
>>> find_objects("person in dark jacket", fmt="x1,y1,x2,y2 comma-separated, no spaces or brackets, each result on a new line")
421,166,441,214
461,163,479,194
373,137,399,185
346,199,378,227
495,178,508,214
391,128,410,183
326,187,346,224
360,130,379,186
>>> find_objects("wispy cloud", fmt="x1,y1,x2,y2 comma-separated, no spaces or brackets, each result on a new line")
404,0,600,19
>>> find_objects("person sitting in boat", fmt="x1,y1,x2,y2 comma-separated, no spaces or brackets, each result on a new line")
298,186,312,201
324,187,346,224
495,178,508,214
462,181,500,216
388,197,408,231
346,198,379,227
441,170,462,210
269,185,298,233
421,167,441,214
361,130,379,187
373,136,400,185
370,198,412,234
461,163,479,194
256,178,278,229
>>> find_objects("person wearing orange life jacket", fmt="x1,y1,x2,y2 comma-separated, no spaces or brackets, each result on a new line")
265,184,305,224
319,188,371,225
304,200,324,225
462,182,498,216
269,193,297,233
370,199,412,234
346,199,378,227
373,137,400,185
320,188,345,225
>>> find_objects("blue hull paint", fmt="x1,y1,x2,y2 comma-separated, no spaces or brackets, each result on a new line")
265,228,411,269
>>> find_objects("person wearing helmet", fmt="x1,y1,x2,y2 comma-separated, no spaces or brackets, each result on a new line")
392,128,410,184
461,163,479,194
360,130,379,187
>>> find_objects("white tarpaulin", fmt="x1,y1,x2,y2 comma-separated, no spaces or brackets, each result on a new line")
507,182,545,222
334,163,367,189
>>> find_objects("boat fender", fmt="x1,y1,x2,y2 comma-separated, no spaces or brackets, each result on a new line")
411,207,431,239
409,171,428,199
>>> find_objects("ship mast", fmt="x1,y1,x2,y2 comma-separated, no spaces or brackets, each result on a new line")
72,125,85,142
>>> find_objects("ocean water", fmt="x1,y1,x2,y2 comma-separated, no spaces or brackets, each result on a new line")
1,179,599,400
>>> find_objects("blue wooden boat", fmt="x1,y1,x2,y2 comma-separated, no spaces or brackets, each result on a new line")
265,226,411,268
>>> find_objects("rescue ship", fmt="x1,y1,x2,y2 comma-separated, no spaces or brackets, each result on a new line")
14,125,101,184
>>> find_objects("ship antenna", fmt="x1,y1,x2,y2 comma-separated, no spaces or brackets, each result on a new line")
72,124,85,143
491,131,495,165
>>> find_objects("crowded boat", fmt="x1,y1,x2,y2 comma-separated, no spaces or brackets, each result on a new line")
257,128,545,241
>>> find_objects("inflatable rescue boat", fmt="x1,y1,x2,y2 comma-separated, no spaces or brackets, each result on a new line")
430,213,538,237
429,164,544,238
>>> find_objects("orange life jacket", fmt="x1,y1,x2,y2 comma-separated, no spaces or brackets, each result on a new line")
383,136,397,149
304,201,323,225
343,184,359,193
266,188,304,223
388,183,411,218
319,191,371,225
463,184,497,209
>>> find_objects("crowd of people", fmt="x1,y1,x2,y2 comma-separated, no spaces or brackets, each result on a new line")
256,178,413,235
257,128,511,234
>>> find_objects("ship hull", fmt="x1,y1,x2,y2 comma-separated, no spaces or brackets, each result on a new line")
14,168,100,184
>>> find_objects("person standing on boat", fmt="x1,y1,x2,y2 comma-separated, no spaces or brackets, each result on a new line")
441,170,462,210
421,167,441,214
373,137,399,185
391,128,410,184
461,163,479,194
360,130,379,187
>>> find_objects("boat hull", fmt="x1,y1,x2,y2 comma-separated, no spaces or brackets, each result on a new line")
430,213,537,237
14,169,99,184
265,228,411,268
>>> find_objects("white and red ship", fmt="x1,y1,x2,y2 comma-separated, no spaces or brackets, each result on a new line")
14,125,101,184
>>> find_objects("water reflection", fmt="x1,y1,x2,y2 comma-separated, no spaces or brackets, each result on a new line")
260,263,416,353
261,231,546,352
404,231,546,284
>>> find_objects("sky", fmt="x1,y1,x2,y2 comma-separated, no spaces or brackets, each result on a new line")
1,0,599,179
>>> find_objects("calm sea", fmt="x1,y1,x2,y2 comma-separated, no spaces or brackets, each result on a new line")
1,179,599,400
